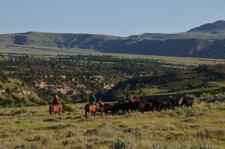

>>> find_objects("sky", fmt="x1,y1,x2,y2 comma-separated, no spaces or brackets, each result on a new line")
0,0,225,37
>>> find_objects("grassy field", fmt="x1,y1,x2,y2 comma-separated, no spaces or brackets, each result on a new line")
136,80,225,97
1,45,225,67
112,54,225,66
0,45,99,56
0,102,224,149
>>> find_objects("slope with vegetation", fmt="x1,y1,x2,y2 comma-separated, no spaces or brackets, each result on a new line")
0,71,42,107
1,54,225,106
104,64,225,100
0,55,166,106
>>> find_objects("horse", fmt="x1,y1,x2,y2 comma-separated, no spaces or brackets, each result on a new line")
85,98,103,118
49,104,63,118
130,97,140,102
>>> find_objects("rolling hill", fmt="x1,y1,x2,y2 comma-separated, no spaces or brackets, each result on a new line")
1,20,225,58
103,64,225,100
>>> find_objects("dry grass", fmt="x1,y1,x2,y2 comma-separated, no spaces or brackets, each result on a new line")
0,102,224,148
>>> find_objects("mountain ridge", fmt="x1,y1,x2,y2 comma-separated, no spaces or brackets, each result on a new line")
188,20,225,33
0,20,225,58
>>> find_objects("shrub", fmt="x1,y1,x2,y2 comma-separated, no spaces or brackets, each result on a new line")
110,138,131,149
42,137,55,147
14,109,27,115
61,101,74,112
186,92,225,103
18,103,25,107
1,96,15,107
5,88,12,94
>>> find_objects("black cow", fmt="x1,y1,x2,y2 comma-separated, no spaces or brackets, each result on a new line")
98,103,115,115
111,101,138,113
137,100,146,112
165,97,182,110
111,103,123,113
150,98,166,111
181,97,194,107
149,97,180,111
145,101,153,111
137,100,153,112
125,101,138,112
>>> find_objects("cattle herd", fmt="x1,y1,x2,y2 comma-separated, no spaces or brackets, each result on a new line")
98,97,195,115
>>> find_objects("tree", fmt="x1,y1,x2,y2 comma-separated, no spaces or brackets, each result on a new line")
2,95,15,107
57,91,64,99
5,88,12,95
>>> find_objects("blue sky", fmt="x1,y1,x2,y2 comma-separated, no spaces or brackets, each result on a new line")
1,0,225,37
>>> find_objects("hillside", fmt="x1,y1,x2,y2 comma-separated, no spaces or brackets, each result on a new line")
0,55,165,106
0,77,42,107
103,64,225,100
1,55,225,106
0,21,225,58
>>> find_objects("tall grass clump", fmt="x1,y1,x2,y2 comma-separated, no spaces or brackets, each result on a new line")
61,101,74,112
110,137,132,149
14,108,27,115
186,91,225,103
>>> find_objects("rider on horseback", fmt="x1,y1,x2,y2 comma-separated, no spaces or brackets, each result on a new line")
127,92,132,101
53,95,59,104
53,95,61,110
89,92,97,107
49,95,62,117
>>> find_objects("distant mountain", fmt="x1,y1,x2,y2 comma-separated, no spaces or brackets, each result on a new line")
188,20,225,33
0,20,225,58
130,20,225,40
